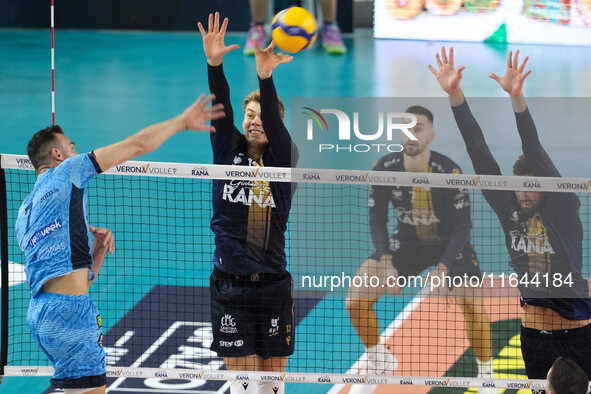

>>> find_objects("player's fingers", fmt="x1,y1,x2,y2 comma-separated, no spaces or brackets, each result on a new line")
210,109,226,120
522,69,532,80
507,50,512,69
88,225,96,233
197,22,206,37
214,12,220,33
513,50,520,69
441,45,448,64
266,41,276,52
457,65,466,78
208,125,217,133
220,17,229,36
223,44,240,55
489,73,501,83
208,13,213,33
427,64,438,76
435,53,443,69
519,56,529,73
449,46,455,67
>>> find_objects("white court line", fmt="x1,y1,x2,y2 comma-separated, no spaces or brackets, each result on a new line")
327,285,432,394
107,322,207,392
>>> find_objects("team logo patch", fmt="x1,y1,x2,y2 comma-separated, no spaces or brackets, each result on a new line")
97,314,102,328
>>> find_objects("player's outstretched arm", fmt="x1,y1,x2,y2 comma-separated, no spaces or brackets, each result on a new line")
491,51,564,180
489,50,532,113
198,12,240,67
93,94,224,172
88,225,114,287
254,41,297,165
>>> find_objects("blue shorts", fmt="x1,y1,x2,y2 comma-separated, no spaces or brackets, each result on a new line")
27,292,106,389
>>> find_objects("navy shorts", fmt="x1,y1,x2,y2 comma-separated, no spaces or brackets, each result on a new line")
210,267,295,359
370,237,482,280
520,324,591,380
27,292,106,389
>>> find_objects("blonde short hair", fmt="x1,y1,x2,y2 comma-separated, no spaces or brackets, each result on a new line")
243,90,285,119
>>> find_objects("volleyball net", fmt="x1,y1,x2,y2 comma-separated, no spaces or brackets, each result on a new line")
1,154,590,392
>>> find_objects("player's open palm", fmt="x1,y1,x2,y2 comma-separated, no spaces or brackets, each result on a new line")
489,50,532,97
198,12,239,66
182,94,225,132
428,46,465,96
254,41,293,79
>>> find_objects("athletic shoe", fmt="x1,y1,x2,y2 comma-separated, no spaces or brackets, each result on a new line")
321,21,347,54
244,23,266,56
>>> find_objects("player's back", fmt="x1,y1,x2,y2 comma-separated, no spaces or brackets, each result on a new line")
15,153,100,297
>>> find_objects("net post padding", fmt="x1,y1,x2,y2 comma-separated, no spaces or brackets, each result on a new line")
0,155,9,378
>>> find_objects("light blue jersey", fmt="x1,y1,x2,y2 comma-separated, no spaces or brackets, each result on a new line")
15,152,102,297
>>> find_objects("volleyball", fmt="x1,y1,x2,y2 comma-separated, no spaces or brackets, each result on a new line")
271,7,317,53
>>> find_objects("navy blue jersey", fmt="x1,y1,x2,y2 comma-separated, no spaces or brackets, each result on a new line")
452,101,591,320
208,64,298,275
15,152,102,297
369,151,472,272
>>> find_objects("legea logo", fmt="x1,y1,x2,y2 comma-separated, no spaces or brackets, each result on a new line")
303,107,416,153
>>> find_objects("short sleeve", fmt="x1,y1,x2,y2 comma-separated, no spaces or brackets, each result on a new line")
65,152,102,188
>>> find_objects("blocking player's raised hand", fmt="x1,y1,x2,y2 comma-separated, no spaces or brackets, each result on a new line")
489,50,532,97
254,41,293,80
198,12,240,67
428,46,466,97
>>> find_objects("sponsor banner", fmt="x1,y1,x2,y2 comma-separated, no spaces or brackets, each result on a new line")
3,154,590,193
3,366,548,388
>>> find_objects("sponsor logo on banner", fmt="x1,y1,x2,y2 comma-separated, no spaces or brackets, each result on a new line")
449,380,470,387
411,176,429,185
224,168,287,180
342,377,368,384
318,376,331,383
192,167,210,177
367,378,388,385
16,157,34,170
482,381,496,388
20,367,39,376
302,171,321,181
260,375,282,382
507,381,532,389
114,163,177,176
220,314,237,334
235,375,249,380
445,176,509,188
178,372,201,379
399,378,413,385
29,219,62,247
335,173,397,184
203,372,224,380
523,178,541,189
284,375,305,382
155,371,168,378
424,378,450,386
107,369,143,377
556,180,591,190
